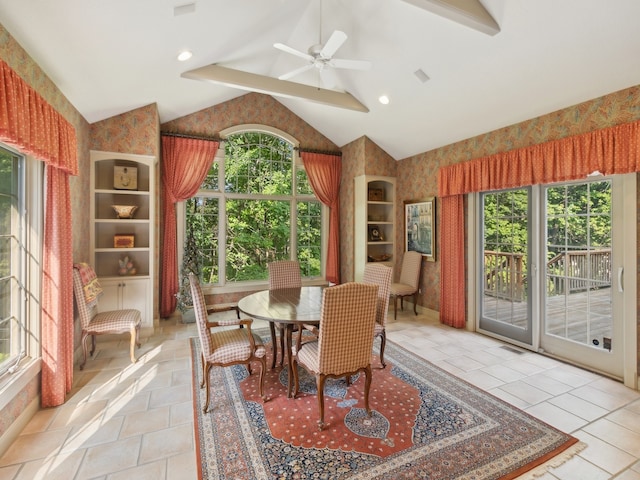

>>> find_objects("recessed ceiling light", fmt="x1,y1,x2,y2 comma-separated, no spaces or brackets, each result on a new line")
177,50,193,62
378,95,390,105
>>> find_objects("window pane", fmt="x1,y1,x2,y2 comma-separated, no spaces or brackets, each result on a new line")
297,200,321,277
225,132,292,194
226,199,290,282
201,161,219,191
296,167,314,195
185,197,219,284
0,147,22,368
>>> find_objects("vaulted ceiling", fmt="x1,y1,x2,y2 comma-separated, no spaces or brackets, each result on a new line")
1,0,639,160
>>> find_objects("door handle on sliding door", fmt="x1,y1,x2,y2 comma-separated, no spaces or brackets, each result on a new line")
617,267,624,293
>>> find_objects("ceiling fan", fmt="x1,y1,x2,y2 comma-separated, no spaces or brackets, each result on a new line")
274,2,371,88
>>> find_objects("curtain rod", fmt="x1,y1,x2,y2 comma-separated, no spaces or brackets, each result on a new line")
161,131,221,142
161,131,342,156
296,147,342,156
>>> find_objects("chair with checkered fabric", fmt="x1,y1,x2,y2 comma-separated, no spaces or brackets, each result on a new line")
389,250,423,319
189,273,267,413
267,260,302,368
72,266,141,370
291,282,378,430
362,263,393,368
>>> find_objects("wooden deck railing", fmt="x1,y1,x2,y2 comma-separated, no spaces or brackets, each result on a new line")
484,249,611,301
546,249,611,295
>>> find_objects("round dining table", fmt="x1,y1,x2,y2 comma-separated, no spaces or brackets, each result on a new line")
238,286,325,397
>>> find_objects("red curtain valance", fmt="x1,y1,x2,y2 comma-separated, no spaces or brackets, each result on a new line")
438,119,640,197
0,59,77,174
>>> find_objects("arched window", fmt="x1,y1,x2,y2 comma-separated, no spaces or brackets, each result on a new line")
181,128,324,288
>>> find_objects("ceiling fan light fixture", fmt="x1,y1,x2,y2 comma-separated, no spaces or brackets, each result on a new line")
378,95,390,105
177,50,193,62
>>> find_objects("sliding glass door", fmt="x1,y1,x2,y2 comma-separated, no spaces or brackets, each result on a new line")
479,188,533,345
478,177,629,378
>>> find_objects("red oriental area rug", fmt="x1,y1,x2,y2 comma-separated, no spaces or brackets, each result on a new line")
190,331,582,479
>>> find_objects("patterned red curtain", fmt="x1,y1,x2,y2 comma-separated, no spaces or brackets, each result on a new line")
0,59,78,407
300,151,341,284
437,119,640,328
160,135,218,318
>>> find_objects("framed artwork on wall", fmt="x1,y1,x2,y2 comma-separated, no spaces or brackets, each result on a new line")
404,198,436,261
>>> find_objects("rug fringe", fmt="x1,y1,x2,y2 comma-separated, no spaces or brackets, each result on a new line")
515,441,587,479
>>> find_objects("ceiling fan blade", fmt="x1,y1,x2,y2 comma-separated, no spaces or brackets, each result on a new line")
278,64,315,80
319,67,338,89
320,30,347,58
329,58,373,71
274,42,314,62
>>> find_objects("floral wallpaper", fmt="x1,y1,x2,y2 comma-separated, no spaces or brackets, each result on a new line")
162,93,338,153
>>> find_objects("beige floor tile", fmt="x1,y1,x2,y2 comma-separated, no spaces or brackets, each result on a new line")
583,418,640,456
167,450,198,479
12,449,86,480
138,424,193,464
525,401,588,433
548,453,611,480
0,429,72,466
574,430,636,475
120,406,170,438
547,393,609,421
106,459,166,480
75,435,141,479
496,380,552,406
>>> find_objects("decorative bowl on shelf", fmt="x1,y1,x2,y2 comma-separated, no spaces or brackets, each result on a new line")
112,205,138,219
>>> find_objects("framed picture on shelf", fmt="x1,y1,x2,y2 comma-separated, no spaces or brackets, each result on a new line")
113,234,135,248
404,198,436,261
114,166,138,190
368,225,382,241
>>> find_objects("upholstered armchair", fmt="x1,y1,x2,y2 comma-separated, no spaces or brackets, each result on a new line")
267,260,302,368
72,264,141,370
189,273,267,413
389,250,423,319
362,263,393,367
292,282,378,430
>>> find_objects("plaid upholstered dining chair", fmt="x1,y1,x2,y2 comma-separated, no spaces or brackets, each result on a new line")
291,282,378,430
389,250,423,319
267,260,302,368
188,273,267,413
72,264,141,370
362,263,393,368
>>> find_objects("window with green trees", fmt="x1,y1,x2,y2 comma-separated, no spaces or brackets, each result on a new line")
182,131,323,291
0,146,28,371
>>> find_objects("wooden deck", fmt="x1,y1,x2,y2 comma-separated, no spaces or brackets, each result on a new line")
482,287,612,344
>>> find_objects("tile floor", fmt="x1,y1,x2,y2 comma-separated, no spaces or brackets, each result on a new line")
1,308,640,479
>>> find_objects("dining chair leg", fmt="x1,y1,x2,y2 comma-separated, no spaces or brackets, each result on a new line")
278,327,285,367
379,331,387,368
269,322,278,369
393,296,398,320
257,356,267,401
286,325,295,397
317,374,327,430
363,365,372,416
